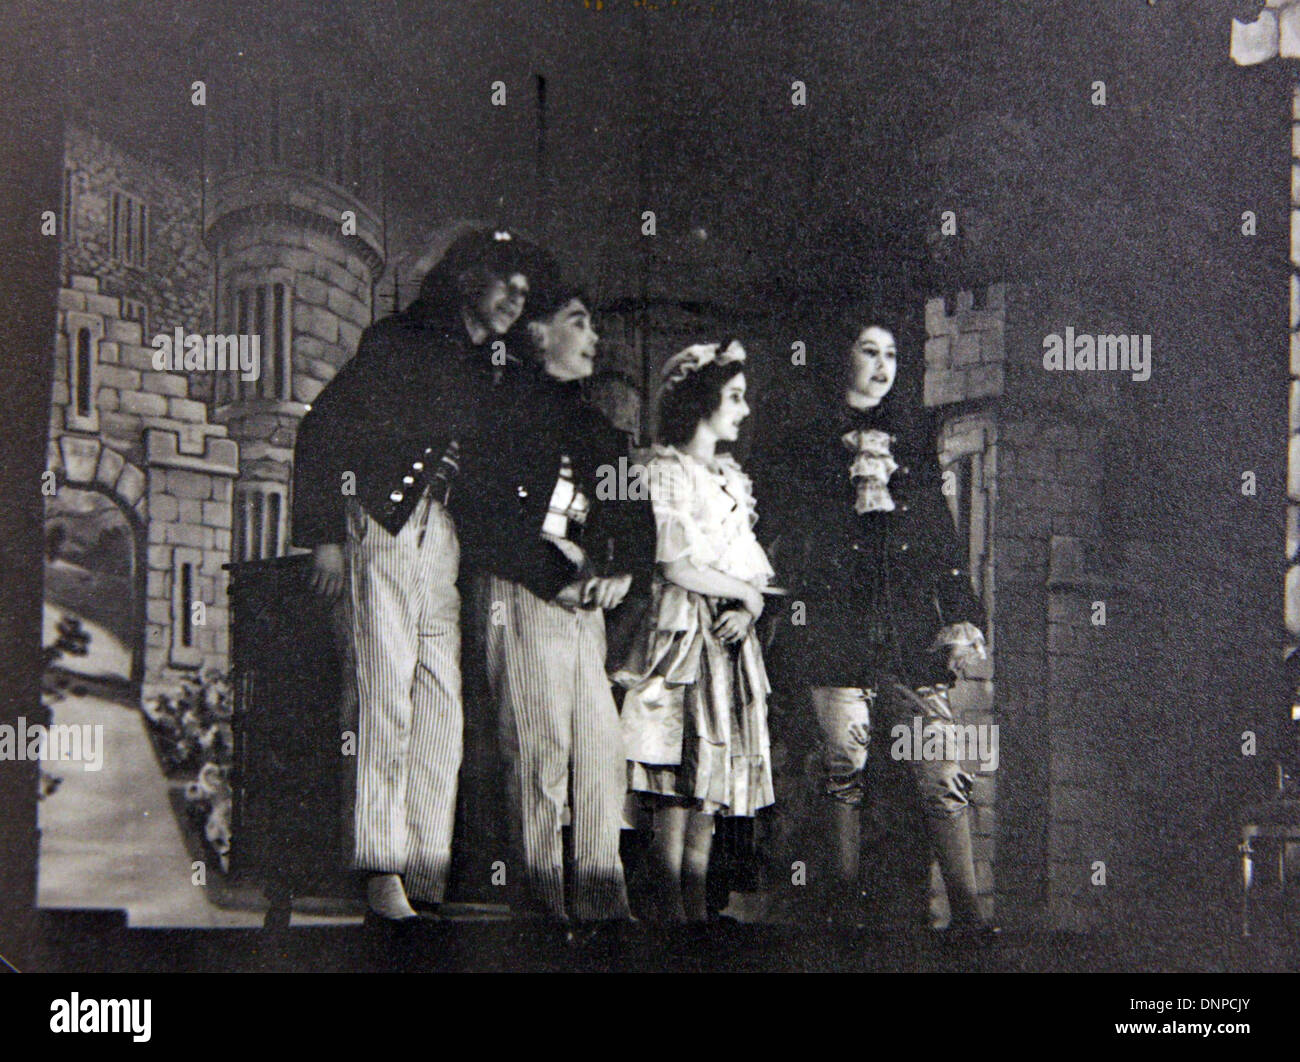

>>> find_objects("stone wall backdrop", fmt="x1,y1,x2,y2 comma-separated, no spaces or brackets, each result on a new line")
925,277,1282,934
202,56,385,552
62,123,211,341
53,120,235,696
51,275,236,695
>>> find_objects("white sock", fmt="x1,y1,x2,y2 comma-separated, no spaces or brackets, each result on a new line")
367,873,417,920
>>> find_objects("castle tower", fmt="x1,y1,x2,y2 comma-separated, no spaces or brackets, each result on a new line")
201,17,385,562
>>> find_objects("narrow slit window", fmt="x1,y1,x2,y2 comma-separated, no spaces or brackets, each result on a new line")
272,282,286,398
232,492,244,562
75,328,93,416
215,289,233,405
109,191,149,267
253,285,268,398
267,492,281,557
236,289,250,402
224,282,292,402
234,485,288,561
250,490,265,560
243,490,255,560
957,456,973,542
180,562,194,648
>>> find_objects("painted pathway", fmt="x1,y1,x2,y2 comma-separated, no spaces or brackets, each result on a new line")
36,690,352,928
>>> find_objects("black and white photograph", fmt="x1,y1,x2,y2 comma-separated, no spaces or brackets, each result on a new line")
0,0,1297,1033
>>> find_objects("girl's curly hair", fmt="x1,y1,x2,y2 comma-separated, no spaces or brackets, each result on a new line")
656,360,747,446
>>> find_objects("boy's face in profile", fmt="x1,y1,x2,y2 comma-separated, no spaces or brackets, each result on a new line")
466,270,530,336
533,298,599,382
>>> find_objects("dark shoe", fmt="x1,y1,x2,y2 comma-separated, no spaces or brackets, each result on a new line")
938,920,1002,945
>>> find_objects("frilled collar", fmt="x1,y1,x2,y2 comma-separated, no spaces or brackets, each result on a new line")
651,443,739,477
832,389,935,465
822,397,905,516
652,445,761,529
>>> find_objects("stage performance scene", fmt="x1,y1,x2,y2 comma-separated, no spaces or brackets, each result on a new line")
1,0,1294,987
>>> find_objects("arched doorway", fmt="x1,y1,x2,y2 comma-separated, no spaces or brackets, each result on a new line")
43,484,144,687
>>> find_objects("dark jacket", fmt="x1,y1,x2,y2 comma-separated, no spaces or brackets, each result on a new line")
291,301,498,549
453,364,657,603
749,382,983,688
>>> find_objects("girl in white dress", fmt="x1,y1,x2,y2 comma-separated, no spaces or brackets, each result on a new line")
615,341,776,922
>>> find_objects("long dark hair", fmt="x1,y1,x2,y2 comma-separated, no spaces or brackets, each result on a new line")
657,360,747,447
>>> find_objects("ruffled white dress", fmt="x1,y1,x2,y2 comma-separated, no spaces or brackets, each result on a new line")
614,446,776,817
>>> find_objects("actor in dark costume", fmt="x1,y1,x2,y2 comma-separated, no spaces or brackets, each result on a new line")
291,228,551,922
453,283,656,921
750,316,997,938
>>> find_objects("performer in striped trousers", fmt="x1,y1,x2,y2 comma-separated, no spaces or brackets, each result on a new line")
346,493,462,905
293,228,551,921
482,574,628,920
456,283,656,921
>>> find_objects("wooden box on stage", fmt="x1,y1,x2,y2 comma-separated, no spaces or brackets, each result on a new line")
226,555,355,923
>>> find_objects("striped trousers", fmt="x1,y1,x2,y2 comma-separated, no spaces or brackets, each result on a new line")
483,574,630,921
346,495,463,904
